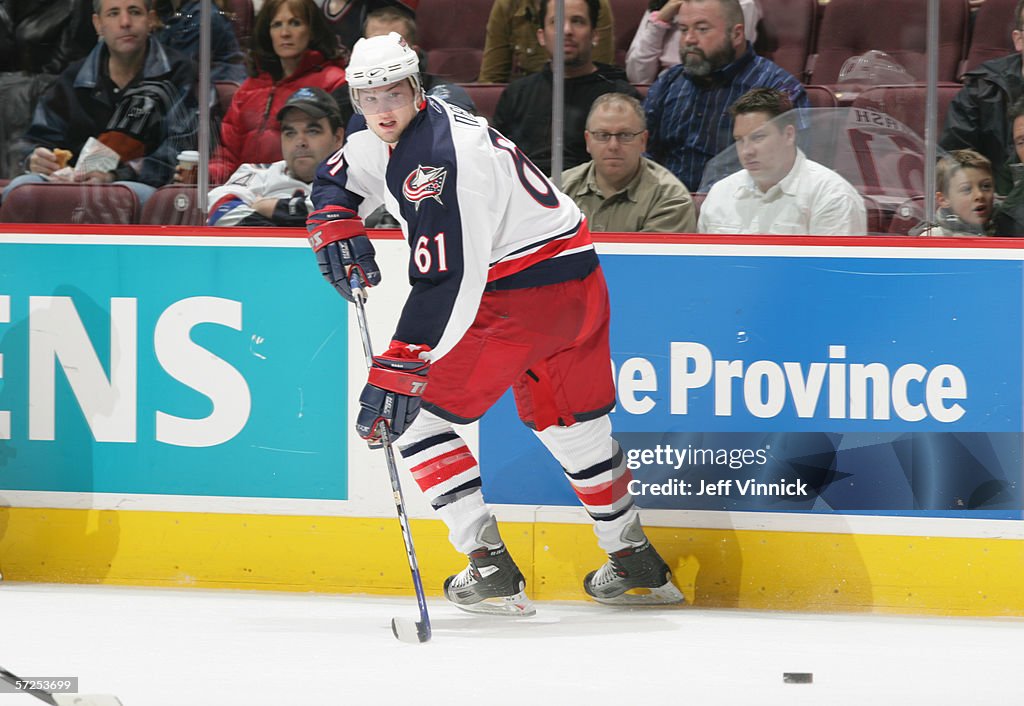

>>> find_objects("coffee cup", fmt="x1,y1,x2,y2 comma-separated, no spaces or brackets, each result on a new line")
177,150,199,184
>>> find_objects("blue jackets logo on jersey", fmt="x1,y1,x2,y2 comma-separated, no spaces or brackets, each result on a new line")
402,165,447,208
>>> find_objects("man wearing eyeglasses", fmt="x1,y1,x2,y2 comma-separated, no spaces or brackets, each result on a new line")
561,93,695,232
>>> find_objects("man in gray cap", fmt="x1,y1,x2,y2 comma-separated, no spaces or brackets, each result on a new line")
207,87,348,226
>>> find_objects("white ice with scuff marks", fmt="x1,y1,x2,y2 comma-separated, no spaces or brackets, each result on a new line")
0,584,1021,705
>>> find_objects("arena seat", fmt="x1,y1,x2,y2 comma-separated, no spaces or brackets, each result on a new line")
850,83,962,140
223,0,254,47
754,0,819,81
862,193,889,234
609,0,649,68
887,194,927,235
691,192,707,222
807,0,969,85
462,83,506,122
804,84,839,108
960,0,1018,75
215,81,240,114
140,185,204,226
417,0,492,82
0,183,140,224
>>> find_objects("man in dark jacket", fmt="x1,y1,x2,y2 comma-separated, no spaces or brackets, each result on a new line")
4,0,198,204
940,0,1024,196
492,0,639,176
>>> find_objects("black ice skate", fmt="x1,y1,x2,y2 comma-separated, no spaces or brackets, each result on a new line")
584,526,685,606
443,518,535,617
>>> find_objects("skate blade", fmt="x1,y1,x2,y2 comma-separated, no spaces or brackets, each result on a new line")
451,589,536,617
592,580,686,606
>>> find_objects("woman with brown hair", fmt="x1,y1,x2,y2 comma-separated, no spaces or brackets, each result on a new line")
209,0,346,184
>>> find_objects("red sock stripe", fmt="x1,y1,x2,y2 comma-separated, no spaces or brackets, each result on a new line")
570,472,633,508
409,446,477,492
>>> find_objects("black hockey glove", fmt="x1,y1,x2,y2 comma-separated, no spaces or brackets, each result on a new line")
307,205,381,302
356,342,431,448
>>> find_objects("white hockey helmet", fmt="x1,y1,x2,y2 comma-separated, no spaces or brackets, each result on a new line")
347,32,423,115
347,31,421,88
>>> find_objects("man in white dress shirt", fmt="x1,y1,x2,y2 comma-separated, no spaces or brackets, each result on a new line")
698,88,866,235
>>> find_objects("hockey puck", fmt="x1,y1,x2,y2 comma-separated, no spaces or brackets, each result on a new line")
783,672,813,684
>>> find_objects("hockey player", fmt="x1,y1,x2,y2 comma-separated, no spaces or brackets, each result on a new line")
307,31,683,615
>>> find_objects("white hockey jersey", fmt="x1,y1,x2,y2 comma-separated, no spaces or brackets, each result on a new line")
311,97,597,361
208,161,312,227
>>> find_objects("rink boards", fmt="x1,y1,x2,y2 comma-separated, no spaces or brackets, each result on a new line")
1,226,1023,616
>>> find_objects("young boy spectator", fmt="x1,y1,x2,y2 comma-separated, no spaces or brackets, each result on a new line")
207,87,346,226
915,150,996,237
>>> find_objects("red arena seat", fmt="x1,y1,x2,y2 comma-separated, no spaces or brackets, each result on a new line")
961,0,1018,75
0,183,140,224
140,185,204,226
462,83,506,122
417,0,492,82
754,0,819,81
808,0,969,85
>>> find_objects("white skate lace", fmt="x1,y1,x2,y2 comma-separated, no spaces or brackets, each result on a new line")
589,560,619,588
448,564,476,590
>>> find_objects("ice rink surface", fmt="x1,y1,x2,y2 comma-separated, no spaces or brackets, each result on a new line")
0,583,1021,706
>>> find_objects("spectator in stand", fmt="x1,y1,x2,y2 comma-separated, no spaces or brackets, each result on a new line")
698,88,865,235
363,5,475,113
207,0,346,185
492,0,638,176
644,0,807,192
313,0,416,60
940,0,1024,196
154,0,247,83
561,93,695,232
207,87,346,226
1,0,96,74
625,0,760,84
478,0,614,83
995,98,1024,235
913,150,996,237
4,0,198,204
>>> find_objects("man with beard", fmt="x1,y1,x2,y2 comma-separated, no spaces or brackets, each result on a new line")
644,0,807,192
491,0,638,175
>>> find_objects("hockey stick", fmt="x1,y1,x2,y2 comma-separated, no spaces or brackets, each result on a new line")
349,274,432,644
0,666,122,705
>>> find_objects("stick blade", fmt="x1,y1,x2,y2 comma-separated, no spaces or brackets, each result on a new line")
52,696,124,706
391,617,431,644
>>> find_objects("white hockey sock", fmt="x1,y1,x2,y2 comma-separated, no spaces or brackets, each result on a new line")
397,409,492,554
534,416,645,553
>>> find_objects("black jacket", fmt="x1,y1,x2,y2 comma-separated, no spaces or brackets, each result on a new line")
939,53,1024,195
0,0,95,74
492,62,640,175
13,37,199,188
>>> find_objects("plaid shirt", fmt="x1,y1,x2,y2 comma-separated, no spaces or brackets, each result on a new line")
644,44,808,192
